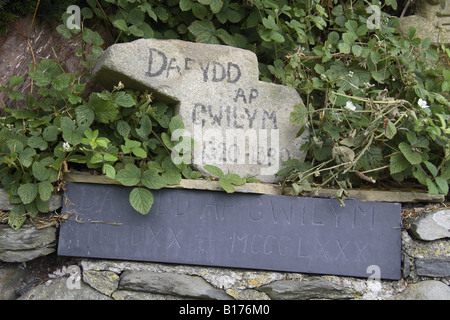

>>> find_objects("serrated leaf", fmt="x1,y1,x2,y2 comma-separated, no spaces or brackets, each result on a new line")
188,20,219,44
28,135,48,151
390,153,409,174
204,164,224,178
129,187,154,215
290,104,308,126
116,120,131,138
102,164,116,180
9,205,26,230
426,178,439,194
18,183,38,205
435,176,448,194
43,126,59,142
113,91,135,107
223,173,245,186
385,119,396,139
132,147,147,158
141,169,166,189
162,170,181,185
116,164,141,186
38,181,53,202
32,161,50,181
399,142,422,165
169,115,184,134
19,148,36,168
219,178,235,193
424,161,438,177
94,100,119,123
9,76,24,88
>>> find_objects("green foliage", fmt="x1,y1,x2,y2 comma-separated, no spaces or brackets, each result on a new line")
269,1,450,198
203,165,249,193
0,43,197,229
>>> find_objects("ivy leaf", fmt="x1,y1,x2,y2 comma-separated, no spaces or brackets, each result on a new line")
116,163,141,186
18,183,38,205
129,187,154,215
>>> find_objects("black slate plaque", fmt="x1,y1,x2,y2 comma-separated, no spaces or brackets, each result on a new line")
58,182,402,280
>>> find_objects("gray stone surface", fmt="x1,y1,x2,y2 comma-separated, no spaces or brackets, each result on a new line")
398,0,450,44
92,38,308,183
409,209,450,241
0,224,56,262
83,270,120,296
391,280,450,300
0,265,31,300
18,277,112,300
257,277,358,300
119,270,232,300
415,258,450,277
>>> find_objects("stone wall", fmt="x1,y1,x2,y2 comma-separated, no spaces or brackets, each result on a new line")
0,189,449,300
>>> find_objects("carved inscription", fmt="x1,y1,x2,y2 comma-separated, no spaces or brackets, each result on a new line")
58,183,402,279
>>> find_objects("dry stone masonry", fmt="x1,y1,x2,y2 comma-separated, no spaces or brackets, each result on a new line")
92,39,308,183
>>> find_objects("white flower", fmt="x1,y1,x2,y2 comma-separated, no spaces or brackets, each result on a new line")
63,142,71,151
345,101,356,111
418,98,429,109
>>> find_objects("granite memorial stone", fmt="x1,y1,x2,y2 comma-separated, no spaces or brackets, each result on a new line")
92,39,308,183
58,182,402,280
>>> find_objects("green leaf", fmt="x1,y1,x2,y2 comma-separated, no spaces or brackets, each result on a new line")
18,183,38,205
426,178,439,194
223,173,245,186
188,20,219,44
129,187,154,215
204,164,224,178
113,91,135,108
132,147,147,158
116,120,131,138
390,153,409,174
290,104,308,127
28,135,48,151
19,148,36,168
141,169,166,189
385,120,397,139
169,115,184,134
94,100,119,123
435,176,448,194
219,178,235,193
38,181,53,202
32,161,50,181
162,170,181,185
424,161,438,177
398,142,422,165
9,76,24,88
102,164,116,180
43,126,59,142
116,164,141,186
9,205,26,230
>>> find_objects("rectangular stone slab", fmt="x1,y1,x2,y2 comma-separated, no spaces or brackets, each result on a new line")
58,182,402,280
